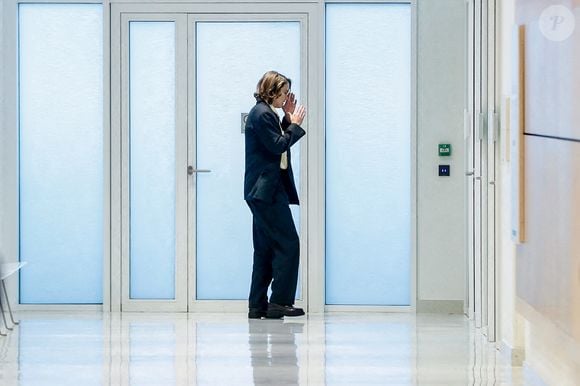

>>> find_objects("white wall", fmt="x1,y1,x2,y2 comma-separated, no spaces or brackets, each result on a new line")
417,0,466,308
1,0,18,268
0,0,5,264
497,0,525,361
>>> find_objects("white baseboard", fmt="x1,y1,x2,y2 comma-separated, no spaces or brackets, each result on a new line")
416,300,464,314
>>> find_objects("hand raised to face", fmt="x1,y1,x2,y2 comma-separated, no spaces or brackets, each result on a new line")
282,92,297,114
289,104,306,126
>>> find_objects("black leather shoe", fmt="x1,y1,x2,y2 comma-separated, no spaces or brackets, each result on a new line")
248,308,267,319
266,303,305,319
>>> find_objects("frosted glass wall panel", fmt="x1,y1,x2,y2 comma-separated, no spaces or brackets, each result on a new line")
129,22,176,299
196,22,301,300
19,4,103,303
325,4,411,305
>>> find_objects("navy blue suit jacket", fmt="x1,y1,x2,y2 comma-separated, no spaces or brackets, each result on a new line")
244,99,306,205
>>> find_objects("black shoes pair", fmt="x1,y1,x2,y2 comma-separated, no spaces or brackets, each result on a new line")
248,303,305,319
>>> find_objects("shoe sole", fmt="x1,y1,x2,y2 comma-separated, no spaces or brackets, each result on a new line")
266,311,305,319
248,312,267,319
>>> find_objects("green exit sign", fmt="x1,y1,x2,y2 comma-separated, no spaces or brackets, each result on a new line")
439,144,451,156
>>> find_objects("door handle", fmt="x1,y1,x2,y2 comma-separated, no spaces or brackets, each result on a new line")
465,171,475,176
188,166,212,175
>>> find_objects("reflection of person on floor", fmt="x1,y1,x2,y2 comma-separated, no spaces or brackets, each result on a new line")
248,319,303,384
244,71,306,319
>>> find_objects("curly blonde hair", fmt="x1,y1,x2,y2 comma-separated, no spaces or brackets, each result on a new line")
254,71,292,104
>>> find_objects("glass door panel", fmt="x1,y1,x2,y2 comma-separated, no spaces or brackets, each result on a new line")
193,19,302,302
120,14,188,311
128,21,176,300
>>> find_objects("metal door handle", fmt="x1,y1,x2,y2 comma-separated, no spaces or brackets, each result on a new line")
465,171,475,176
188,166,212,175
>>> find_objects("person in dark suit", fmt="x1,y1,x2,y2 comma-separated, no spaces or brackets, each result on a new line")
244,71,306,319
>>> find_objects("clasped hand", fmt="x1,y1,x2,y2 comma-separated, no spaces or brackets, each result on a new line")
283,92,306,126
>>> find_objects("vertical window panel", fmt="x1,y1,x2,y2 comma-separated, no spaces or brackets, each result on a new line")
19,4,103,304
129,22,176,299
325,4,412,305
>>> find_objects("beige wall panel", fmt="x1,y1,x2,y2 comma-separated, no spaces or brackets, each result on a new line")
517,136,580,340
516,0,580,24
572,158,580,340
511,1,580,382
524,8,580,140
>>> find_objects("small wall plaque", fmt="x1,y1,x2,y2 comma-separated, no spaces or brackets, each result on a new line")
241,113,248,133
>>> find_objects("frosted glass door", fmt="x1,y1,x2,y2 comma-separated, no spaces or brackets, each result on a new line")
325,4,412,306
129,21,176,301
194,20,302,301
120,15,188,311
118,14,303,311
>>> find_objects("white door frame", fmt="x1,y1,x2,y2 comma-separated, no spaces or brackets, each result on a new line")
465,0,497,341
117,12,189,312
185,12,309,313
465,0,475,320
110,2,317,312
486,0,498,342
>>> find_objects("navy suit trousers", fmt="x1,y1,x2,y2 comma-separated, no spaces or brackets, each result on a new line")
246,195,300,310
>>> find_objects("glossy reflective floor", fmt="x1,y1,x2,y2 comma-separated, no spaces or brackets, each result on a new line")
0,312,525,385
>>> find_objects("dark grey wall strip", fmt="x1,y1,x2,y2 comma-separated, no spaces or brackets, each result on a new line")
524,133,580,143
